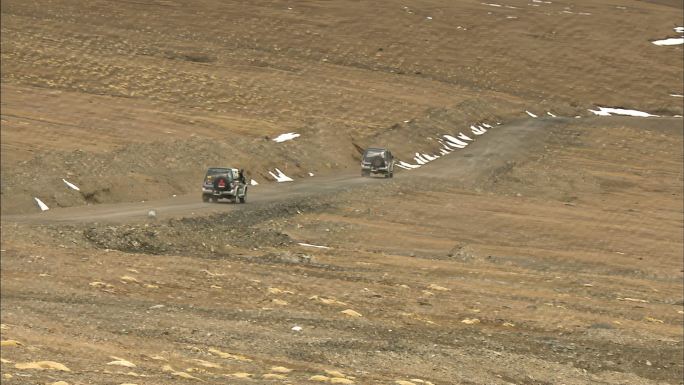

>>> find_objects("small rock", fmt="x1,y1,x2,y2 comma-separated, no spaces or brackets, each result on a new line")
461,318,480,325
427,284,449,291
340,309,362,318
0,340,22,347
229,372,252,378
120,276,139,283
330,378,354,384
270,366,292,373
263,373,287,379
15,361,71,371
310,375,330,382
325,369,346,378
107,357,136,368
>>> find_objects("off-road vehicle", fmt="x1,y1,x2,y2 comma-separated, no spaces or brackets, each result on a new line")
361,147,394,178
201,167,247,203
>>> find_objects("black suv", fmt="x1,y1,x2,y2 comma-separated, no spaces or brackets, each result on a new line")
361,147,394,178
202,167,247,203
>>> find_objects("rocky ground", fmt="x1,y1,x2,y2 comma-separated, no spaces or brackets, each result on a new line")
1,0,683,384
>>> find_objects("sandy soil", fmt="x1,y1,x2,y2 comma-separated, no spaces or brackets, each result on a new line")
1,0,682,384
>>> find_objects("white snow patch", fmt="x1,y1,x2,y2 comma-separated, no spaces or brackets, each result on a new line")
414,153,430,164
482,2,502,6
652,37,684,46
62,179,80,191
525,110,538,118
268,168,294,182
458,133,473,141
588,107,658,117
272,132,301,143
423,154,439,161
398,161,421,169
308,172,314,176
482,123,493,128
675,27,684,34
443,140,465,149
670,94,683,98
547,111,557,117
250,179,259,186
298,242,331,249
34,197,49,211
470,126,487,135
291,325,303,332
439,149,449,155
444,135,468,146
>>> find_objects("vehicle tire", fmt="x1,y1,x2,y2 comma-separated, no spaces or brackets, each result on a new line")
210,196,218,203
202,194,209,202
371,156,385,168
239,196,246,203
389,171,394,178
213,176,230,191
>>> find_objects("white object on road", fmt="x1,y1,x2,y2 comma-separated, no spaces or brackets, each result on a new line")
298,242,331,249
652,37,684,46
272,132,301,142
34,197,49,211
525,110,538,118
250,179,259,186
588,107,658,117
62,179,80,191
269,168,294,182
308,172,315,177
547,111,557,117
291,325,303,332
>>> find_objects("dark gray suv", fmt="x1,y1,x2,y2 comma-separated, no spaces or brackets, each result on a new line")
361,147,394,178
202,167,247,203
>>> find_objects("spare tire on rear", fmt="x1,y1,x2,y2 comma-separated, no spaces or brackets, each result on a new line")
213,176,230,191
370,156,385,168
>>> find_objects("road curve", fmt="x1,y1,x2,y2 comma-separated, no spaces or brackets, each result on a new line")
2,118,555,225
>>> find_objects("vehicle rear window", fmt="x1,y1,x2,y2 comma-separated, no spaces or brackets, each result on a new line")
363,149,385,159
205,168,233,182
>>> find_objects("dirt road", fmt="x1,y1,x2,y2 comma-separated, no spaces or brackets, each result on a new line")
2,117,550,224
